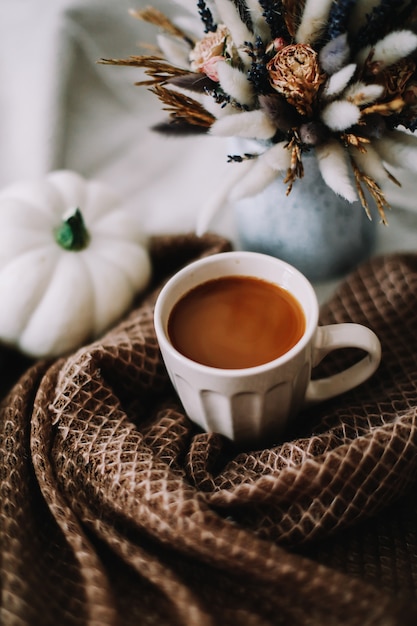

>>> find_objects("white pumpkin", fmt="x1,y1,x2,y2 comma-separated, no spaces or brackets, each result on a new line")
0,170,152,358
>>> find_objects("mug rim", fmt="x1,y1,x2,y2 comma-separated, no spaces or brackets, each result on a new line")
154,251,319,376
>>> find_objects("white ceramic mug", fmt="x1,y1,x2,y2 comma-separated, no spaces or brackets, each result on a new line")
154,251,381,447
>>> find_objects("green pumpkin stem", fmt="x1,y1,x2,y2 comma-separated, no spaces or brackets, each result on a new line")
55,208,90,251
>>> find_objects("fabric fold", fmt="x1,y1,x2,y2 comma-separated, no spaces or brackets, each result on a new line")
2,233,417,626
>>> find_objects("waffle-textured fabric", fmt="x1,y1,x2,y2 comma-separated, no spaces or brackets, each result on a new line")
2,233,417,626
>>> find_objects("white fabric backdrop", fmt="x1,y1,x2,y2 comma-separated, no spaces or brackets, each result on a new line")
1,0,417,300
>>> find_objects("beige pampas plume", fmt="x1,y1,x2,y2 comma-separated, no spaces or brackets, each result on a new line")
199,93,236,119
357,30,417,70
344,82,384,106
321,100,361,132
230,142,292,200
374,131,417,172
230,160,283,200
295,0,334,45
210,109,277,140
156,34,192,69
245,0,271,40
351,144,399,188
263,141,293,171
216,61,255,108
316,139,358,202
322,63,357,99
319,33,350,75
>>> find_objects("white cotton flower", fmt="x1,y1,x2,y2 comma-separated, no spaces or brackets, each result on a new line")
210,109,277,140
216,61,255,108
322,64,357,99
315,140,358,202
321,100,361,131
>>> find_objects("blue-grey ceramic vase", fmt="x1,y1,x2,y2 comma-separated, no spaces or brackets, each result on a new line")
234,154,377,282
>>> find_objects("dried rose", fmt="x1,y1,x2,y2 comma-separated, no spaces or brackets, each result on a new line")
201,55,224,82
266,37,288,54
190,24,234,77
266,44,326,117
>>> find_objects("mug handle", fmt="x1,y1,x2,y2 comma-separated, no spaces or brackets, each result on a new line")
305,323,381,405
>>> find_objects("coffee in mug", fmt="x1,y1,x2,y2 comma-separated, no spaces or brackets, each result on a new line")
154,251,381,447
168,276,305,369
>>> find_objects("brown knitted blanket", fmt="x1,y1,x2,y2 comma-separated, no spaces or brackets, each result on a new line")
2,233,417,626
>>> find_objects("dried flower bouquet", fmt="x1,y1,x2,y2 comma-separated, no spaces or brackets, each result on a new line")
102,0,417,228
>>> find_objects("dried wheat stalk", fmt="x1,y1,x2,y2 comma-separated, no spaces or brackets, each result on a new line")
351,158,389,223
100,56,190,86
151,84,215,128
129,7,194,45
283,136,304,193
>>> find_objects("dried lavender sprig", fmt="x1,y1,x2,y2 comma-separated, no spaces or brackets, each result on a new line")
197,0,217,32
257,0,291,40
324,0,357,41
353,0,402,51
205,85,250,110
246,37,271,95
227,152,258,162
